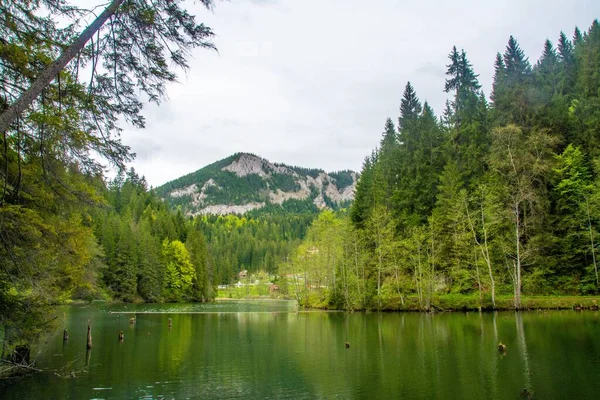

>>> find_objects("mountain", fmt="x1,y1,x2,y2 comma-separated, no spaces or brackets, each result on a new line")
155,153,357,216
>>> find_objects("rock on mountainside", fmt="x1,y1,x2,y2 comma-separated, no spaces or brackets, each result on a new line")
156,153,357,216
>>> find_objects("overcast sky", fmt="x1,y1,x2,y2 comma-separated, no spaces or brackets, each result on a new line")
118,0,599,187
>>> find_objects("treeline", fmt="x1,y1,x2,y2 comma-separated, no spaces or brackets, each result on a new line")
286,21,600,310
93,169,215,303
1,0,218,353
198,213,314,284
0,165,215,348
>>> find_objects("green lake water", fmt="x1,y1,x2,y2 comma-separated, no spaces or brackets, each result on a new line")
1,300,599,399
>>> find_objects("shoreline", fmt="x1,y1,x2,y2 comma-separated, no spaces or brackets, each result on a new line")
55,295,600,312
299,295,600,312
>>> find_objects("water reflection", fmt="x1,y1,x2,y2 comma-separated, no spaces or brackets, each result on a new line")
0,303,599,399
515,312,532,394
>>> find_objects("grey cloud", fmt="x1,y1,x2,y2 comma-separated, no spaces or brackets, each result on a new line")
416,63,447,80
119,0,599,187
129,138,162,162
246,0,279,5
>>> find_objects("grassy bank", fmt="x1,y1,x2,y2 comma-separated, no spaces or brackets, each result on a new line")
299,294,600,312
382,294,600,311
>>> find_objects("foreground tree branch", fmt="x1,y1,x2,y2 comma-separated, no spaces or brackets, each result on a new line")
0,0,125,134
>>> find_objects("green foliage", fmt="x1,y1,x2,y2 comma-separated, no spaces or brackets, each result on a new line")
328,171,355,191
93,170,215,303
305,20,600,312
197,213,313,284
156,153,356,216
162,239,195,301
0,0,218,354
269,173,300,192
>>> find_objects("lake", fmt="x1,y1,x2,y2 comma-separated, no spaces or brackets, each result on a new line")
1,300,599,399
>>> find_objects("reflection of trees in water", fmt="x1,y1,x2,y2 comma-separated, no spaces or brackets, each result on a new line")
516,312,532,392
378,313,386,369
489,311,500,399
86,348,91,369
417,314,426,381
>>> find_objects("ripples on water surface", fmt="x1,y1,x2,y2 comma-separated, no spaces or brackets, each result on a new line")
1,301,599,399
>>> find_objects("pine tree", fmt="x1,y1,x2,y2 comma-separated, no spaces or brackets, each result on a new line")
380,118,397,155
186,226,213,301
558,32,575,65
493,36,533,125
443,46,488,185
573,27,583,47
537,40,559,93
572,20,600,158
557,31,577,97
394,83,425,226
504,36,532,78
377,119,399,205
350,154,377,228
491,53,506,106
398,82,423,151
444,47,481,125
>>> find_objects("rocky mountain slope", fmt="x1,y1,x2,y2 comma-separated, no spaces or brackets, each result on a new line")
156,153,357,216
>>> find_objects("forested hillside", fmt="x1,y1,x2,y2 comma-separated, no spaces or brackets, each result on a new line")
0,0,218,352
152,153,356,285
156,153,356,216
198,213,313,284
286,21,600,310
93,169,214,303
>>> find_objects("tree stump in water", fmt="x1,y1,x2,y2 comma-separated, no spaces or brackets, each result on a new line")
520,388,534,398
498,342,507,354
63,329,69,341
87,320,92,349
345,342,350,349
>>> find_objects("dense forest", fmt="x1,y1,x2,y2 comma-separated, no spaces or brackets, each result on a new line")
198,213,313,284
94,169,214,303
285,21,600,311
155,152,356,216
0,0,218,354
1,0,599,368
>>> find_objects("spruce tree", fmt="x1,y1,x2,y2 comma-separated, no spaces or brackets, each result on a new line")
398,82,423,151
493,36,533,125
491,53,506,106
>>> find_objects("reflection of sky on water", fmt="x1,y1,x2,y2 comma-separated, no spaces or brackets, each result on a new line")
1,305,598,399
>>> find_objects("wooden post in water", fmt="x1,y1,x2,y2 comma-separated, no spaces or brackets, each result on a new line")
118,331,124,341
86,320,92,349
63,329,69,341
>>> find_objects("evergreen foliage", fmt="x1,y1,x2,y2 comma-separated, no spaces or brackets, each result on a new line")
0,0,217,353
198,213,314,284
155,152,356,216
292,20,600,311
93,169,216,303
